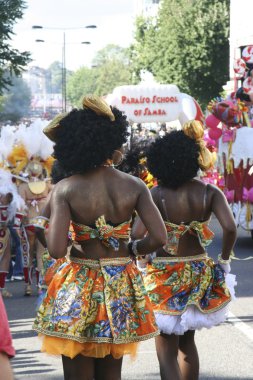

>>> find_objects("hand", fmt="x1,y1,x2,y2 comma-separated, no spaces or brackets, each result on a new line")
136,256,149,269
136,253,155,269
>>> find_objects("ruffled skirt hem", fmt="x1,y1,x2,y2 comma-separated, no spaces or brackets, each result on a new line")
155,273,236,335
39,335,138,359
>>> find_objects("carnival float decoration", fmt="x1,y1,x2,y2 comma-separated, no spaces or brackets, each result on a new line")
202,46,253,238
233,45,253,96
204,80,253,237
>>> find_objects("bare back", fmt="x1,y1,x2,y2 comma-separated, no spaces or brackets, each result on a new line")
67,168,140,224
151,178,236,257
48,167,166,259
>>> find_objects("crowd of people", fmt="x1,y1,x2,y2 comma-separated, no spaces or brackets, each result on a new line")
0,95,237,380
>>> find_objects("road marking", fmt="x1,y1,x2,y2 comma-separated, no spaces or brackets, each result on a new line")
228,312,253,342
10,315,253,349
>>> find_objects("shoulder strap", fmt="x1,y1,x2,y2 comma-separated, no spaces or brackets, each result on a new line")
159,187,169,221
201,184,209,221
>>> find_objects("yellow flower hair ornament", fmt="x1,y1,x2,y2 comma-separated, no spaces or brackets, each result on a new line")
83,95,115,121
183,120,215,171
43,112,68,142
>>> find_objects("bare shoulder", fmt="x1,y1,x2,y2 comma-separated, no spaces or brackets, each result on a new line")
205,184,227,206
150,185,160,202
51,177,72,198
191,179,223,196
206,183,225,196
120,170,146,185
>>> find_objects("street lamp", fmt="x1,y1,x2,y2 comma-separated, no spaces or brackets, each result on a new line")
33,25,97,112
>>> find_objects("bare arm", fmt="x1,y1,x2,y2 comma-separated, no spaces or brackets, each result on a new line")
131,180,167,255
131,186,159,239
35,193,52,248
0,353,13,380
47,185,71,258
18,184,26,202
211,186,237,260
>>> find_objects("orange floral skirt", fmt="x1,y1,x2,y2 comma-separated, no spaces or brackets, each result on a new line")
143,254,236,335
33,256,159,359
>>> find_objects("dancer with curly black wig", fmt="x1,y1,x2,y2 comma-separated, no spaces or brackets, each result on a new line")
132,120,237,380
33,96,167,380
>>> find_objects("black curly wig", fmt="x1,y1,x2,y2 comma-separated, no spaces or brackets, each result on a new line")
118,138,151,176
53,107,129,173
51,160,70,184
146,130,200,189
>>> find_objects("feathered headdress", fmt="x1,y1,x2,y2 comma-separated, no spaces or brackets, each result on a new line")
0,120,55,178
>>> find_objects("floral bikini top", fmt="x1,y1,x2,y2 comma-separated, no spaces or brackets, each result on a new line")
71,215,131,251
163,220,214,255
160,186,214,255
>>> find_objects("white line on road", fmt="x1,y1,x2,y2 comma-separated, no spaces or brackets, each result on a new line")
10,315,253,349
227,312,253,342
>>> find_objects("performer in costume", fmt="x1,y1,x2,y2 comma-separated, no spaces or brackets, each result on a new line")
131,120,237,380
33,96,167,380
18,164,52,296
0,169,26,298
4,123,55,296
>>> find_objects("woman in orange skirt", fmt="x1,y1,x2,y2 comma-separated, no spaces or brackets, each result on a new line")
132,121,237,380
33,96,167,380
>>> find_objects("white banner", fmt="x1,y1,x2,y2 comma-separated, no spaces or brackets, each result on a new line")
106,84,203,124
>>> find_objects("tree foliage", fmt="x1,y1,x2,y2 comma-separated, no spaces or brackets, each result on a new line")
67,44,133,107
67,66,98,107
131,0,230,106
0,0,31,93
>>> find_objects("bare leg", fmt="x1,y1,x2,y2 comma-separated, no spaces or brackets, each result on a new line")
62,354,95,380
24,232,36,296
95,355,123,380
155,333,182,380
178,330,199,380
35,239,44,288
0,353,14,380
0,238,12,297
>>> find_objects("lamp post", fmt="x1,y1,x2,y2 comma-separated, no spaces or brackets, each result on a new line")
33,25,97,112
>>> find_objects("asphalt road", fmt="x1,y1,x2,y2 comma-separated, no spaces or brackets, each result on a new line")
3,217,253,380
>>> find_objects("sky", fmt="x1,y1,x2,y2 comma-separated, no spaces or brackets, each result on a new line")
11,0,136,71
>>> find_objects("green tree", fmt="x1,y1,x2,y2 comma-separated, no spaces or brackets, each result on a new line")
0,0,31,93
67,66,98,107
0,74,31,122
93,44,130,66
67,44,133,106
131,0,230,107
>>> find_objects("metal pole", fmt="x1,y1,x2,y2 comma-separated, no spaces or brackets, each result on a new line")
62,31,67,112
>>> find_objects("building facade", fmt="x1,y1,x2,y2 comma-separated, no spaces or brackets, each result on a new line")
134,0,160,17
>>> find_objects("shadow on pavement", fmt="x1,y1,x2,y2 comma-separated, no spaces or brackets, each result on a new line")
12,348,60,378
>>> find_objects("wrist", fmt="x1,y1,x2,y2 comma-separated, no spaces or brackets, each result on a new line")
218,253,231,264
128,239,142,257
